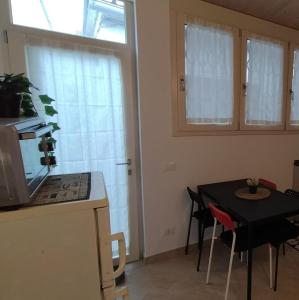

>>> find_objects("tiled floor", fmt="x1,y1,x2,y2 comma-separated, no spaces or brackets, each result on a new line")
125,242,299,299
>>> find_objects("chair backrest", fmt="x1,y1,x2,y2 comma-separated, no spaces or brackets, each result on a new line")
187,187,206,210
208,203,235,231
259,178,277,190
285,189,299,200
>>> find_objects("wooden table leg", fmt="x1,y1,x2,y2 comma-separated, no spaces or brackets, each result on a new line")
247,224,253,300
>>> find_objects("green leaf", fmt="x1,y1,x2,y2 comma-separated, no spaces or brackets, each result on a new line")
22,100,34,108
46,137,57,144
22,109,37,117
48,122,61,132
45,105,58,116
0,73,38,94
22,103,34,109
39,94,55,104
22,94,32,101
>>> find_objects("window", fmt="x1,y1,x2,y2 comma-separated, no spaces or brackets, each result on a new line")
173,9,298,135
241,34,286,129
289,46,299,127
185,20,235,126
176,15,239,132
10,0,126,44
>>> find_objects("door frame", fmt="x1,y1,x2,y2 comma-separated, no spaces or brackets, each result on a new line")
2,0,141,263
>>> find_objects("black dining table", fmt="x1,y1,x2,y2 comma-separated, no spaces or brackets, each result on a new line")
198,179,299,300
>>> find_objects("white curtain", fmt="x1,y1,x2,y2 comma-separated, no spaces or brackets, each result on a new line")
291,49,299,125
25,37,129,254
185,18,234,125
245,37,284,125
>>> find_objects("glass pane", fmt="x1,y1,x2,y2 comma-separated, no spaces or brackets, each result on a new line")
185,21,234,125
10,0,126,44
245,38,284,126
290,49,299,125
25,38,130,255
20,137,46,184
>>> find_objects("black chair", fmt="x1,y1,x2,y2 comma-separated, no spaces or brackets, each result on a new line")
206,203,276,300
261,188,299,288
206,205,299,295
285,189,299,224
260,219,299,291
185,187,214,271
285,189,299,199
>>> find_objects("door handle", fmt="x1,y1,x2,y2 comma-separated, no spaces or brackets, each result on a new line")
116,159,131,166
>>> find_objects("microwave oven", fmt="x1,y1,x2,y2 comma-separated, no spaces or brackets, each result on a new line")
0,117,54,208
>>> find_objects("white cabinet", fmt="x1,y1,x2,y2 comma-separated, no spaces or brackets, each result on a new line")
0,210,102,300
0,173,128,300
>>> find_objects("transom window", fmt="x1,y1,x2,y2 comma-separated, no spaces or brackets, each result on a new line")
10,0,126,44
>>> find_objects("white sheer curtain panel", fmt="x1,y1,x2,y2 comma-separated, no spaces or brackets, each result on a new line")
291,49,299,125
185,18,234,125
25,37,129,254
245,37,284,125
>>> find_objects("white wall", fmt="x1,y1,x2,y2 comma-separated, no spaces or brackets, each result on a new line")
135,0,299,257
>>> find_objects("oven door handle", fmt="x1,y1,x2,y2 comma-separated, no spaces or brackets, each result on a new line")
19,125,53,140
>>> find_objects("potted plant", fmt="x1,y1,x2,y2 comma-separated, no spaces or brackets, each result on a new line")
246,178,259,194
0,73,60,167
0,72,60,132
0,73,36,118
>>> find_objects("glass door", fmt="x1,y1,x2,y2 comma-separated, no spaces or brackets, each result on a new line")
6,0,139,262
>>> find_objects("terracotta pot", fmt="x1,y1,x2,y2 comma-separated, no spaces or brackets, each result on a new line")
0,94,22,118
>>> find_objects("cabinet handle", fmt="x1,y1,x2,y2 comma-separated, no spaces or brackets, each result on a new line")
111,232,126,279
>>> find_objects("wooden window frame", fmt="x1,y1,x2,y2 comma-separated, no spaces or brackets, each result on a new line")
175,13,240,133
286,43,299,130
240,32,288,131
170,0,299,136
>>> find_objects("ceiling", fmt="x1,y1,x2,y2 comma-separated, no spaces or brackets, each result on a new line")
202,0,299,31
